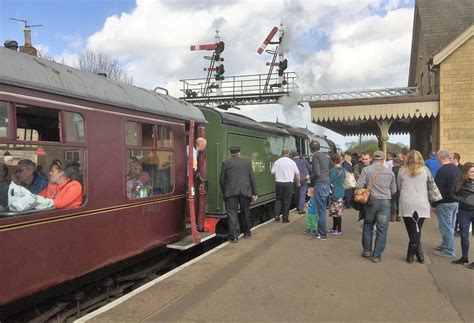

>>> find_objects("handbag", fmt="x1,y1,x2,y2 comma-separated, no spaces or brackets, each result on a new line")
343,171,356,189
353,165,384,205
425,167,443,202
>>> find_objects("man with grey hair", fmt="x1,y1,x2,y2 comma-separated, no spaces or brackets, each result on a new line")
15,159,48,194
433,149,461,258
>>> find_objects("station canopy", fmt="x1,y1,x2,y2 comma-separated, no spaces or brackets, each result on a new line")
309,95,439,136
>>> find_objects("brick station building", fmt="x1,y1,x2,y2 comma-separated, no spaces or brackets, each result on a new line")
409,0,473,161
310,0,473,161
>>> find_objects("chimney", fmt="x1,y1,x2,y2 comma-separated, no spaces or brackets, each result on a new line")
19,26,38,56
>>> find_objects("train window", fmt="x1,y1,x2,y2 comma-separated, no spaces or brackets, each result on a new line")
0,101,9,137
158,126,173,148
126,149,174,198
65,112,85,142
125,121,138,146
142,123,154,147
16,106,60,142
0,146,86,215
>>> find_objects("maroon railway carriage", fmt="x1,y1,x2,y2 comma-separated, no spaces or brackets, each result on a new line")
0,48,207,311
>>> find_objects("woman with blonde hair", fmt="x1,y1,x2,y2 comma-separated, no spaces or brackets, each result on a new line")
397,150,431,263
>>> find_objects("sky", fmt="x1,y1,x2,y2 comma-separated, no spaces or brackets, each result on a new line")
0,0,415,150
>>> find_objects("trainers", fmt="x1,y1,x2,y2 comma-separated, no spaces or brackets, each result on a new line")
303,228,312,235
328,229,336,234
361,251,371,257
433,250,455,257
317,235,327,241
434,245,444,251
371,257,381,263
333,231,342,236
310,234,320,241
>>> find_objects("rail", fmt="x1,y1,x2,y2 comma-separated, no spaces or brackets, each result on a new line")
179,72,298,105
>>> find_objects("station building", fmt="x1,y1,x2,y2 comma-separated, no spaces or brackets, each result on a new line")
310,0,473,161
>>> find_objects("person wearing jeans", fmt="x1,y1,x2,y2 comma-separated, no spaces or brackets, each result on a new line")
313,184,330,239
310,140,330,240
433,149,461,258
435,202,458,256
356,150,396,263
362,198,392,259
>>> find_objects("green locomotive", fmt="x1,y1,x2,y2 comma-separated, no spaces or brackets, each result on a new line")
200,107,296,222
199,107,337,234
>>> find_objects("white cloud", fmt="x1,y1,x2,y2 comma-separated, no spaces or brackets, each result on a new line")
60,33,84,50
84,0,413,146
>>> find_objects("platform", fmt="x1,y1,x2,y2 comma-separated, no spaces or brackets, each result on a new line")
78,209,473,322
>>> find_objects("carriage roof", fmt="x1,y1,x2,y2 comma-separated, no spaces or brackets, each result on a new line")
0,48,206,123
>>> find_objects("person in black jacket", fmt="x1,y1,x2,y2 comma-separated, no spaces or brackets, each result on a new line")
220,146,258,243
452,162,474,268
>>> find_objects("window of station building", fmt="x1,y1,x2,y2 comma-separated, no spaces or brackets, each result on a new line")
0,146,86,217
16,106,60,142
65,112,85,142
0,101,9,137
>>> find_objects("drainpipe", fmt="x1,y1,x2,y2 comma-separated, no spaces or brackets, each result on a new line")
427,57,439,95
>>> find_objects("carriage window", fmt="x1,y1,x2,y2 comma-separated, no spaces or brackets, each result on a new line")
0,146,86,216
65,112,85,142
0,102,9,137
125,121,138,146
159,126,173,148
142,123,154,147
126,149,174,199
16,106,60,142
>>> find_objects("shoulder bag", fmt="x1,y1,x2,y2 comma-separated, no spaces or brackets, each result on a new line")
343,171,356,189
353,165,384,204
425,167,443,202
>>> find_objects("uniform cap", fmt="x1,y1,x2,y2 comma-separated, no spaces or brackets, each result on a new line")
229,146,240,154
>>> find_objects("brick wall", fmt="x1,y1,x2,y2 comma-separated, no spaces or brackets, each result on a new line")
439,37,474,163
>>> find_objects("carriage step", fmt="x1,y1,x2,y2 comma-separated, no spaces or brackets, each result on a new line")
166,231,216,250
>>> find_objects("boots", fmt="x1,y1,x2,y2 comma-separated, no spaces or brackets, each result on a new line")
406,243,417,263
415,243,424,264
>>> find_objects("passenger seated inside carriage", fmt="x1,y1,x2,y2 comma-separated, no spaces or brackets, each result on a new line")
38,159,83,209
126,157,152,198
15,159,48,194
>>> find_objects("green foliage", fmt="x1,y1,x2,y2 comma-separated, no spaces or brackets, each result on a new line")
345,138,408,154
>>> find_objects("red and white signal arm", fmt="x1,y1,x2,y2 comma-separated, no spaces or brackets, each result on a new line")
257,26,278,54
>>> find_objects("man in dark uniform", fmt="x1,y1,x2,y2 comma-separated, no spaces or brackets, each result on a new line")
219,146,258,243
